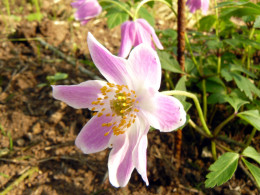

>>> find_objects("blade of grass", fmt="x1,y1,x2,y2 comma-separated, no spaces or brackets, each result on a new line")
0,167,38,195
7,132,13,151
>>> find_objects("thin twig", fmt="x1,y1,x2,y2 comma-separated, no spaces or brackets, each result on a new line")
37,38,102,80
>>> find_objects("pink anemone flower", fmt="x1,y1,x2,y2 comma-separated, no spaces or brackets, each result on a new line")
118,18,164,58
71,0,102,25
52,32,186,187
186,0,209,15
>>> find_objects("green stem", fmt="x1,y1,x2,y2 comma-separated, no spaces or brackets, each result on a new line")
213,113,236,136
202,79,207,121
214,0,221,75
216,135,245,148
99,0,134,18
165,71,174,89
188,119,210,138
184,33,200,74
244,127,257,149
33,0,40,14
242,28,255,66
4,0,10,16
211,141,217,160
135,0,177,20
162,90,212,137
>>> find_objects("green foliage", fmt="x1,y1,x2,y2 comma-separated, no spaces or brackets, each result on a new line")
242,158,260,188
205,152,239,188
138,7,155,27
157,51,183,74
106,8,129,29
26,13,43,21
46,72,68,85
198,15,217,32
237,110,260,130
242,146,260,165
224,95,249,113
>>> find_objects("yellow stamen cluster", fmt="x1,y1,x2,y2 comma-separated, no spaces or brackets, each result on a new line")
90,82,139,136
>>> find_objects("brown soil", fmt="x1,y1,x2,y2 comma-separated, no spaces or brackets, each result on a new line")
0,1,259,194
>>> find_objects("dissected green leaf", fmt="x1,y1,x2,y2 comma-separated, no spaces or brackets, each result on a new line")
106,11,129,29
199,15,217,31
161,29,177,40
205,152,239,188
224,96,249,112
175,76,187,102
232,73,260,100
242,158,260,188
242,146,260,165
138,7,155,27
221,7,260,19
221,68,233,82
208,93,227,104
254,16,260,28
230,63,256,78
157,51,183,74
197,77,226,93
237,110,260,130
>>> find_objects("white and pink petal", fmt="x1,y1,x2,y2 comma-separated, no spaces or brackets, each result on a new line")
75,114,113,154
88,32,130,85
127,44,161,91
118,22,134,58
52,80,106,109
137,19,163,50
132,117,149,186
108,117,143,187
142,93,186,132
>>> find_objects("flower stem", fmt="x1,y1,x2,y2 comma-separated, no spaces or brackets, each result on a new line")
213,113,236,136
99,0,134,18
214,0,221,75
202,79,207,121
162,90,212,137
135,0,177,20
211,141,217,160
188,119,210,138
184,33,200,74
242,27,255,70
244,127,257,149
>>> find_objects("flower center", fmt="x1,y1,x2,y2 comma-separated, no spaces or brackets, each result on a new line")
90,82,139,136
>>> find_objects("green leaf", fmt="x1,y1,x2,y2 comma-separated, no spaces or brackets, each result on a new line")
232,73,260,100
221,68,233,82
157,51,183,74
206,40,223,50
208,93,227,104
230,63,256,78
197,77,226,93
138,7,155,27
199,15,217,32
242,158,260,188
175,76,187,102
161,29,177,40
224,96,249,112
242,146,260,165
205,152,239,188
237,110,260,130
254,16,260,28
26,13,43,21
221,7,260,19
47,72,68,82
106,10,129,29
